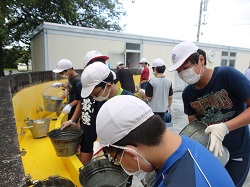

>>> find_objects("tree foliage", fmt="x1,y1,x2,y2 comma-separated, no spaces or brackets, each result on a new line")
0,0,126,76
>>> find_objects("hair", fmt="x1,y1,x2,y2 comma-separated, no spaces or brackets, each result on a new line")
153,66,166,73
104,115,166,153
87,58,106,66
95,71,114,88
184,48,207,66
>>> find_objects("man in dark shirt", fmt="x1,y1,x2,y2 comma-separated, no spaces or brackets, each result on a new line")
116,62,135,93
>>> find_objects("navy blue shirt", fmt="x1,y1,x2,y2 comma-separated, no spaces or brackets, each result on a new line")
182,66,250,158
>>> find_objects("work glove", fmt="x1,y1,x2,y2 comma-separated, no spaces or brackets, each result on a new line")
52,82,62,88
138,89,145,96
135,84,141,92
205,122,229,157
167,106,173,114
62,104,72,114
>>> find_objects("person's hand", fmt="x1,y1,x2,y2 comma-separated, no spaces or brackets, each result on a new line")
205,123,229,157
135,84,141,91
61,120,76,130
61,120,72,130
52,82,62,88
138,89,145,96
167,106,173,113
62,104,72,114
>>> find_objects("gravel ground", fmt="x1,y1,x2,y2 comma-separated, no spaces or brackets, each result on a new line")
132,91,250,187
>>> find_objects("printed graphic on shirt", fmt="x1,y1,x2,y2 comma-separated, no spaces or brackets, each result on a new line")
81,97,95,125
190,89,234,125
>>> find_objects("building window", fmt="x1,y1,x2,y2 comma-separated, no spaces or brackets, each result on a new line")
221,51,236,67
126,43,140,50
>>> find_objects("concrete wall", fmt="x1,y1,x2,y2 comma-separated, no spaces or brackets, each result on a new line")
0,70,83,186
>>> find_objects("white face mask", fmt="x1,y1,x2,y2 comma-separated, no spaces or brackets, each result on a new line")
153,71,156,76
93,84,111,102
178,65,203,84
111,145,153,176
61,70,69,79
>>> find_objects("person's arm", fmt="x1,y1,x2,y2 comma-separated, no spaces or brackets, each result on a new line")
167,84,173,113
61,101,82,130
145,82,153,100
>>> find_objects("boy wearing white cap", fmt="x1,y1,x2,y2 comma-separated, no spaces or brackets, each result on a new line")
145,58,173,123
80,61,134,186
80,62,133,99
95,95,235,186
169,41,250,186
61,51,110,166
52,59,80,119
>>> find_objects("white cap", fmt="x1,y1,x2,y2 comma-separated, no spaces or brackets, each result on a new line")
96,95,154,147
83,51,109,67
116,61,124,67
111,70,116,80
168,41,198,72
139,58,147,64
152,58,165,67
81,62,110,98
53,59,73,73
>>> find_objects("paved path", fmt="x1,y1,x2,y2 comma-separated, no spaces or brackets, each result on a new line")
132,91,250,186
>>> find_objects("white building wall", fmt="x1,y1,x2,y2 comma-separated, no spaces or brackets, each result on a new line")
30,22,250,91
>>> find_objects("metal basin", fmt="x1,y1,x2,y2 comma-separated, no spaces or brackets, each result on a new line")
79,158,129,187
33,175,76,187
179,120,230,166
47,127,83,157
25,118,50,139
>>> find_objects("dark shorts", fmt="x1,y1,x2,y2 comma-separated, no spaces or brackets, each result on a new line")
225,156,250,186
140,82,148,90
80,122,97,153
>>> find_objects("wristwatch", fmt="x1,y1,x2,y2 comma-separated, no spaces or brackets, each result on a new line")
69,119,76,125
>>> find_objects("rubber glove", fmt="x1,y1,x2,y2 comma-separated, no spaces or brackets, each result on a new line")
167,106,173,113
205,122,229,157
62,104,72,114
52,82,62,88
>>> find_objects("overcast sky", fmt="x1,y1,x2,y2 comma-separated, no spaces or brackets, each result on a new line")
121,0,250,49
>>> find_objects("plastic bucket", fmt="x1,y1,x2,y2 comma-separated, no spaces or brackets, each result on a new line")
33,175,76,187
79,158,129,187
42,87,63,112
25,118,50,139
47,127,83,157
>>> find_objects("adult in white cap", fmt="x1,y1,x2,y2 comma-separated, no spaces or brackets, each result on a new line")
137,57,149,90
144,58,173,125
52,59,80,119
95,95,234,186
169,40,250,186
116,61,135,93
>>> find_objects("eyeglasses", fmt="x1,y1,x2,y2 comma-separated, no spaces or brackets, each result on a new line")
92,87,103,97
105,149,121,166
91,81,108,97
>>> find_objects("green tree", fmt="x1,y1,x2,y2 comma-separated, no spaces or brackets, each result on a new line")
1,0,126,76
